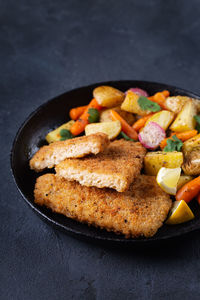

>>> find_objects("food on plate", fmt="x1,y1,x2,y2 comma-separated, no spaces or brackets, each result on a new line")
144,110,174,131
34,174,172,238
144,151,183,175
100,106,135,125
55,140,146,192
93,86,125,108
29,84,200,238
85,121,121,140
182,149,200,176
176,176,200,203
165,96,200,114
165,200,194,225
138,122,166,150
156,167,181,195
170,100,197,132
45,120,75,144
30,133,110,172
177,175,193,190
110,109,138,140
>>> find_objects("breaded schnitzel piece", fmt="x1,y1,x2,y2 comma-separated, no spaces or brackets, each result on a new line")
30,133,109,172
55,140,146,192
34,174,172,238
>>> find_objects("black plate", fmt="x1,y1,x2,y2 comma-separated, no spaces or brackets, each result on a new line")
10,80,200,245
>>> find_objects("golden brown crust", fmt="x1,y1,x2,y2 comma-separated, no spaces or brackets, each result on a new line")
34,174,172,238
182,149,200,175
29,133,110,172
55,140,147,192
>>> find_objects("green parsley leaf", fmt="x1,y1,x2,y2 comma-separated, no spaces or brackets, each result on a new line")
88,108,100,123
118,131,135,142
138,96,161,112
60,129,74,141
163,135,183,152
194,115,200,133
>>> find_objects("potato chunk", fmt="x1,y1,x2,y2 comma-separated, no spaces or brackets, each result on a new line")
144,151,183,175
182,133,200,155
45,120,75,143
100,106,135,125
121,91,150,116
165,96,200,114
93,86,125,108
170,100,197,132
85,121,121,140
145,110,174,130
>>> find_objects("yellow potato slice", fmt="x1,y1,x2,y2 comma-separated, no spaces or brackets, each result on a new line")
121,91,150,116
145,110,174,130
182,133,200,155
177,175,193,190
85,121,121,140
144,151,183,175
170,100,197,132
45,120,75,143
93,86,125,108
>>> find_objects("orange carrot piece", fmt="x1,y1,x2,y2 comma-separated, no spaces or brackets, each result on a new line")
69,105,88,120
160,130,198,150
132,114,154,132
162,90,170,97
70,98,101,136
110,110,138,140
176,176,200,203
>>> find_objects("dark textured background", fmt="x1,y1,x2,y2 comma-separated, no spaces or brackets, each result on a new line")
1,0,200,299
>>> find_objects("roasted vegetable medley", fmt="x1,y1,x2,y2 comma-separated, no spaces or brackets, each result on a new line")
45,85,200,225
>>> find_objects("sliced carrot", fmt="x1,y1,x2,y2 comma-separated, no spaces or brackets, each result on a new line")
148,90,170,109
162,90,170,97
70,98,101,136
160,130,198,150
69,105,88,120
132,113,154,132
176,176,200,203
110,110,138,140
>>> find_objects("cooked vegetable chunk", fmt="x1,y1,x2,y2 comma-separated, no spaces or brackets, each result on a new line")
145,110,174,130
85,121,121,140
177,176,193,190
138,122,166,150
170,100,197,132
100,106,135,125
182,133,200,155
182,149,200,175
165,96,200,114
121,91,150,116
93,86,125,108
144,151,183,175
45,120,75,143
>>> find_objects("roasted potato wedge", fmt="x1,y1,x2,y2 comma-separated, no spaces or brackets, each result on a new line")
165,96,200,114
85,121,121,140
177,175,193,190
182,133,200,155
170,100,197,132
46,120,75,143
121,91,150,116
100,106,135,125
144,151,183,175
145,110,174,130
93,86,125,108
182,149,200,175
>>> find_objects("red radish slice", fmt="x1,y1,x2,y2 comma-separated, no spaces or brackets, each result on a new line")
125,88,149,97
138,122,166,149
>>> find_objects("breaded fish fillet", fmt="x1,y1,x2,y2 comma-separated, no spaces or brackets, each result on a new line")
55,140,146,192
34,174,172,238
30,133,109,172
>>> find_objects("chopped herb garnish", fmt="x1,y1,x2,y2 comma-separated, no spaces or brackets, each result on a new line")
194,115,200,133
60,129,74,141
88,108,100,123
118,131,135,141
138,96,161,112
163,135,183,152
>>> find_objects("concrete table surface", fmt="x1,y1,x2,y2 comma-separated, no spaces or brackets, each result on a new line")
1,1,200,299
